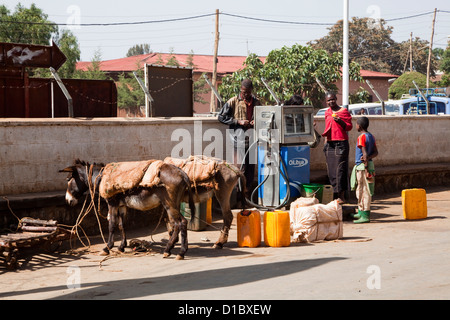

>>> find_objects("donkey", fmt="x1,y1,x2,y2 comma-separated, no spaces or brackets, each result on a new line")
60,159,195,260
164,156,246,249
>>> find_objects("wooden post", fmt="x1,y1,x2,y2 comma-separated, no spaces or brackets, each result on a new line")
426,8,437,89
210,9,220,113
409,32,413,72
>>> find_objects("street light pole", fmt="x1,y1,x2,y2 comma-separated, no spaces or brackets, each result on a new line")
342,0,349,109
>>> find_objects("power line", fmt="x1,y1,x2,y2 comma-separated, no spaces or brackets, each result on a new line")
384,10,436,21
1,10,448,28
0,13,217,27
220,12,334,26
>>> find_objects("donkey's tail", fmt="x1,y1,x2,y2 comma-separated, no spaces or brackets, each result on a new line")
238,169,247,209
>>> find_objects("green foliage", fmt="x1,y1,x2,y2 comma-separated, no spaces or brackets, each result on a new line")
73,50,108,80
218,44,362,107
0,3,57,45
388,71,435,99
349,87,370,104
310,17,395,74
0,3,81,79
440,43,450,75
309,17,438,76
166,48,180,67
53,29,80,78
126,44,151,57
117,69,144,110
437,43,450,87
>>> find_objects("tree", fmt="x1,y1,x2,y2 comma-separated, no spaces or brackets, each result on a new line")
126,43,151,57
388,71,435,99
439,43,450,86
117,69,144,111
166,47,180,67
185,50,210,105
0,3,82,79
50,29,80,78
0,3,57,45
218,44,362,107
393,37,439,76
73,50,108,80
310,17,396,74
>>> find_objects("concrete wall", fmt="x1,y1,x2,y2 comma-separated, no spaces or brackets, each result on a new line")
0,117,228,195
1,115,450,196
311,114,450,170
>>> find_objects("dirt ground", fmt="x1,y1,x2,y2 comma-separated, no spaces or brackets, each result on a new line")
1,186,449,301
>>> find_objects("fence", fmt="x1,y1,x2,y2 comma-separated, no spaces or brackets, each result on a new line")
0,76,117,118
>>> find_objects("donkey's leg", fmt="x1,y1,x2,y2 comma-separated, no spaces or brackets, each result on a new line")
103,204,118,254
213,187,234,249
117,206,127,252
176,213,189,260
163,214,180,259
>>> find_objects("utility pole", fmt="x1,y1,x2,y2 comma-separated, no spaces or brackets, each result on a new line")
409,32,413,71
342,0,349,108
210,9,220,113
403,35,410,73
426,8,437,89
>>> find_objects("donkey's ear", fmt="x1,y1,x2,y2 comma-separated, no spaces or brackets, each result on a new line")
59,166,74,173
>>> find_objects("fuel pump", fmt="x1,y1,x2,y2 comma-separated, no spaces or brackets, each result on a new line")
250,104,316,209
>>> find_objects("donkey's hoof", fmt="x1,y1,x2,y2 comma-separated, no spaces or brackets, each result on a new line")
163,252,171,258
213,243,224,249
176,254,184,260
100,248,110,256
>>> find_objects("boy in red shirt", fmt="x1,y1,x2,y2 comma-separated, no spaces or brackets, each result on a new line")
351,116,378,223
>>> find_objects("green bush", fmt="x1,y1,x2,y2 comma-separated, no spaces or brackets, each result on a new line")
388,71,435,99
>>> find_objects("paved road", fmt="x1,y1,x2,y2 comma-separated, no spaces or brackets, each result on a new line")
1,186,449,301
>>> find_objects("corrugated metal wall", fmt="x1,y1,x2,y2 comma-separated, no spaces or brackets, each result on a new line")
147,64,193,117
0,76,117,118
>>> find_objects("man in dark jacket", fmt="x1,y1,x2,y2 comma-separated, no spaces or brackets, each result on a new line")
218,79,260,191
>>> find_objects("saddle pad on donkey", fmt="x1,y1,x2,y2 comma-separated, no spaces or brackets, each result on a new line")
139,160,164,188
164,155,219,184
100,160,160,199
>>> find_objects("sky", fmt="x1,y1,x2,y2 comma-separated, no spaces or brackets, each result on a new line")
2,0,450,62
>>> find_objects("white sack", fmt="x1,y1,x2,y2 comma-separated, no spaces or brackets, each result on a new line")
289,198,343,243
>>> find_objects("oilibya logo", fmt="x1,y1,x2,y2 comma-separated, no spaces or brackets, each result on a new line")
288,157,309,168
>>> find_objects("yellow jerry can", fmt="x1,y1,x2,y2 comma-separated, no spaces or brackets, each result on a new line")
264,210,291,247
237,210,261,248
402,188,427,220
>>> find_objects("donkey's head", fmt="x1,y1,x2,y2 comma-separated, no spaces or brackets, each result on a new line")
59,159,93,206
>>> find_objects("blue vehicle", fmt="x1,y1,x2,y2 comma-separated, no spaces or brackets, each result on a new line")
398,87,450,115
315,87,450,116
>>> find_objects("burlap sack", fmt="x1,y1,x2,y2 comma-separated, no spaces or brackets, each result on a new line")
139,160,164,188
164,155,219,184
100,160,160,199
289,199,343,243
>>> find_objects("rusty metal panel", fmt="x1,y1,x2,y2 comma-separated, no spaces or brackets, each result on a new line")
0,41,117,118
51,79,117,117
146,64,193,117
0,78,26,117
0,77,117,118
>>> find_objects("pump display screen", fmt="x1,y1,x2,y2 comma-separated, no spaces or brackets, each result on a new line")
284,113,306,134
254,105,315,145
